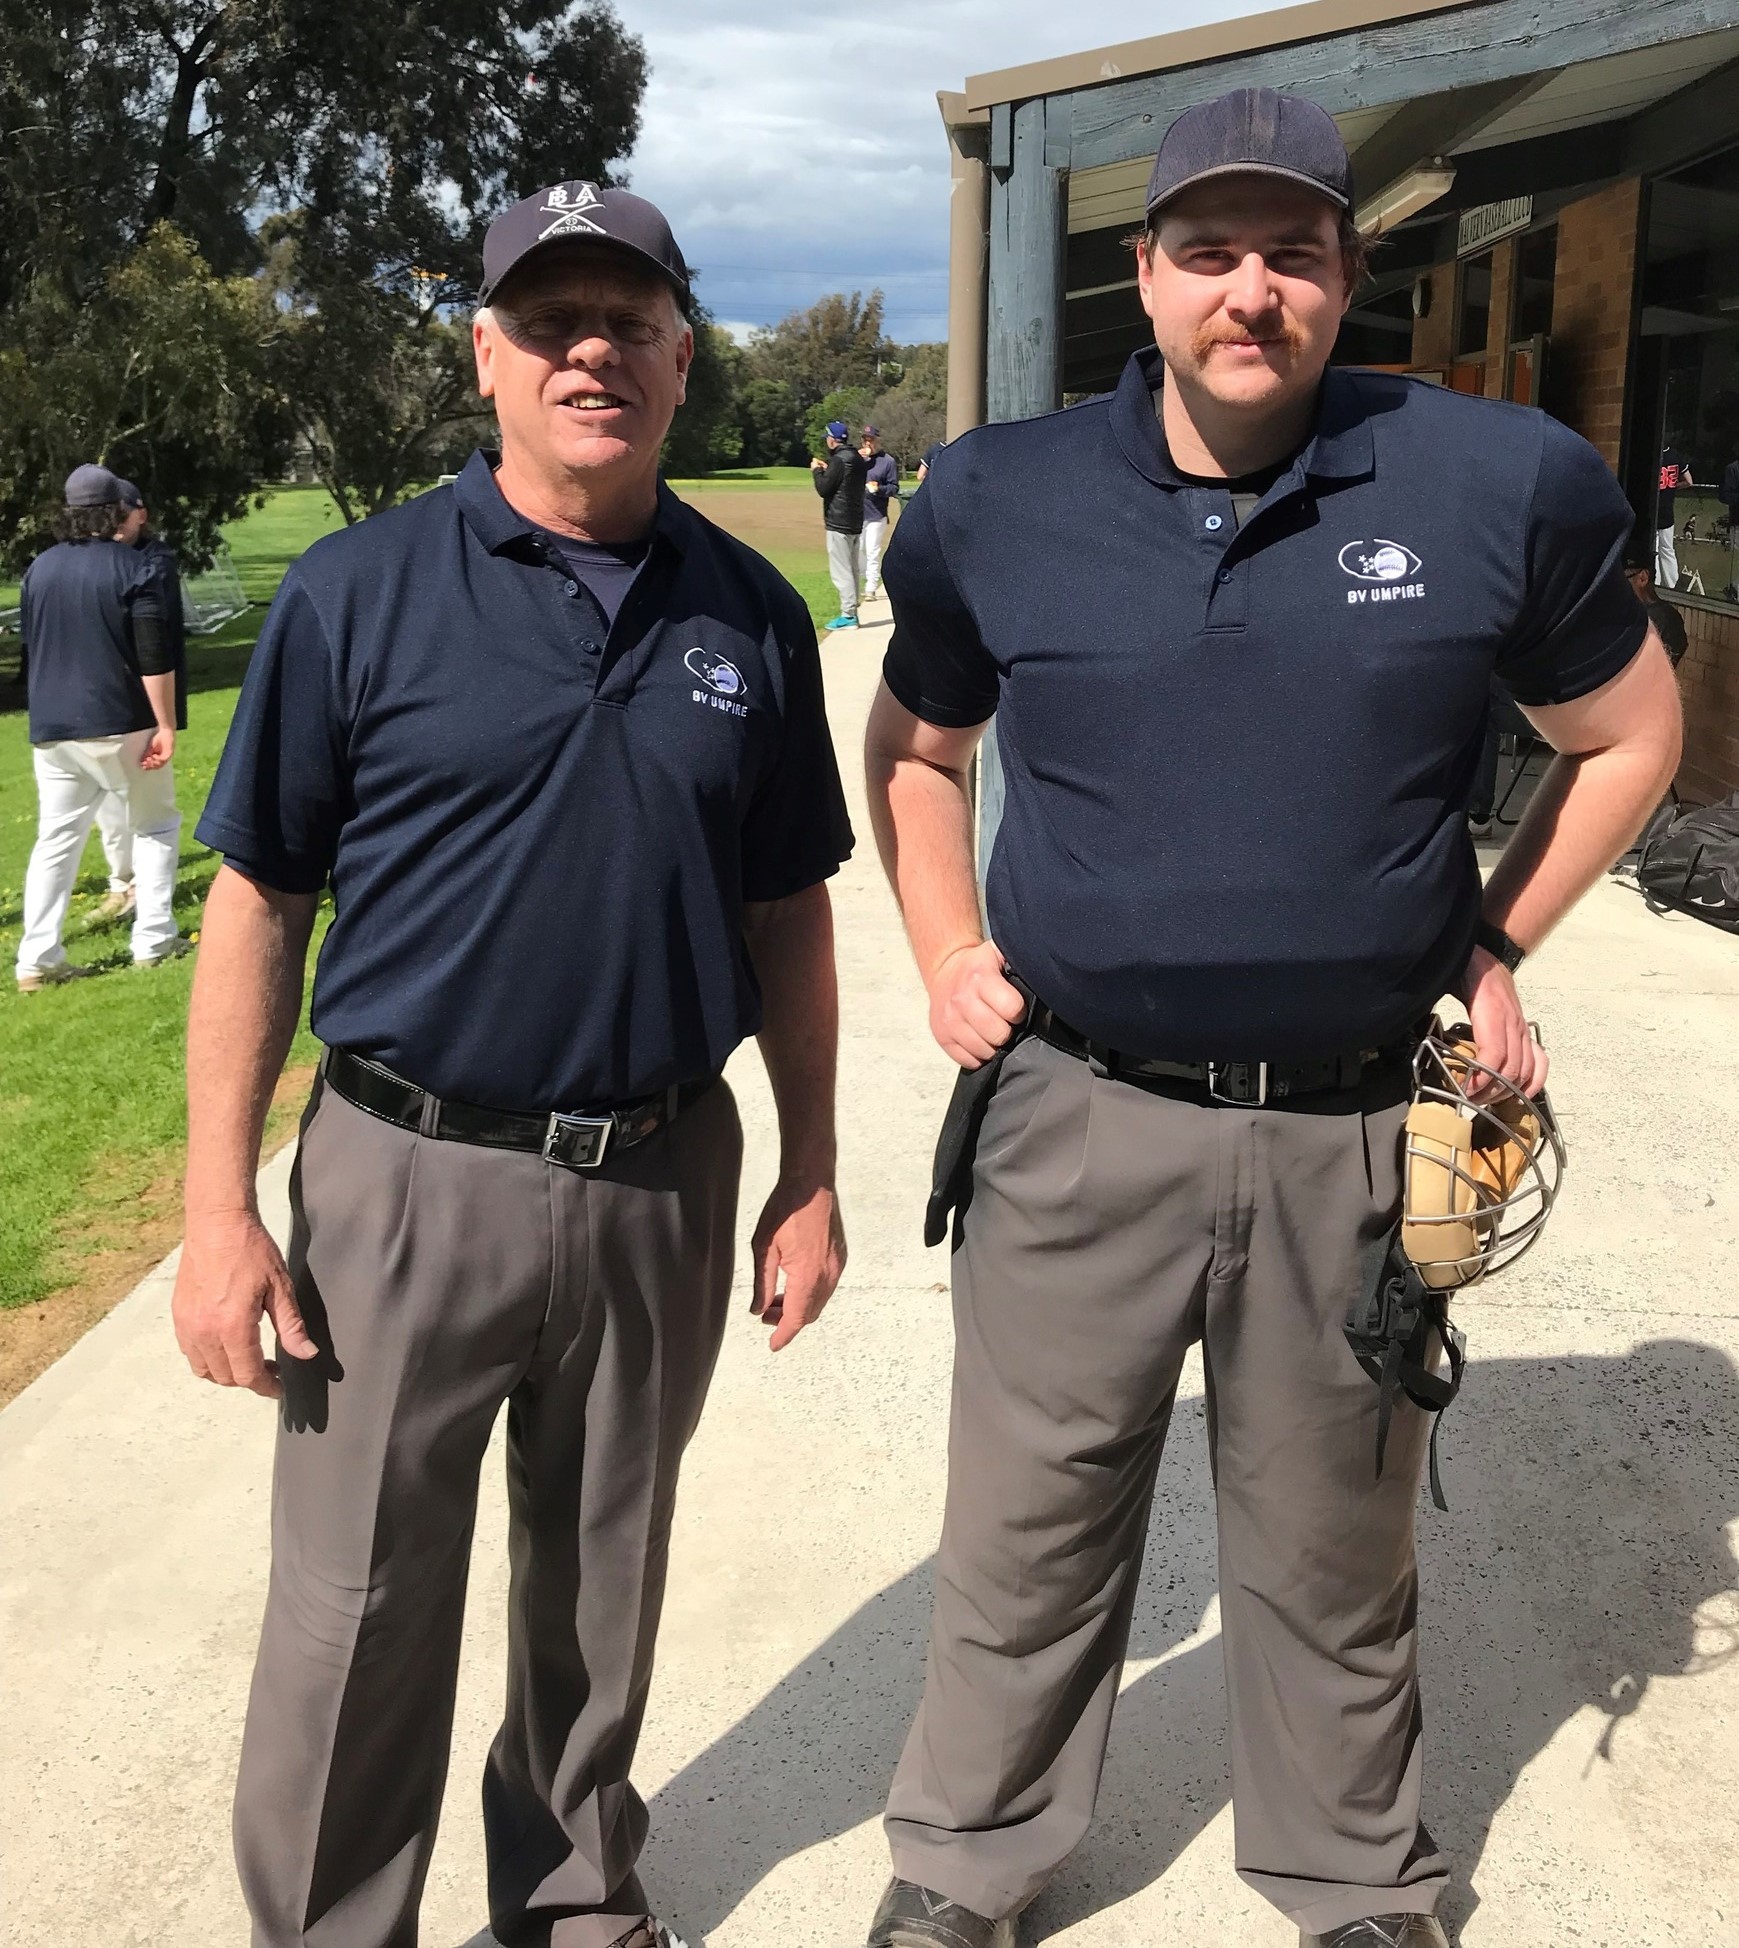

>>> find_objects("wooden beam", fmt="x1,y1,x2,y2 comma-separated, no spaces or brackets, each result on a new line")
1067,0,1739,173
988,96,1069,422
1348,71,1558,207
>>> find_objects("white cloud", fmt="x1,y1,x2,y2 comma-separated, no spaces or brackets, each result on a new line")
621,0,1254,342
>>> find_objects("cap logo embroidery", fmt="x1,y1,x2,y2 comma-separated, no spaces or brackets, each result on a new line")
538,181,606,239
1338,538,1422,583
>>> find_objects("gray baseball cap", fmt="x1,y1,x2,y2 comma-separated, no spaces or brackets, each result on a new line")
65,463,134,507
1145,88,1352,217
480,181,691,306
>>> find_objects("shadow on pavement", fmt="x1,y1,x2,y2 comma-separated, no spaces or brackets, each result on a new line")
646,1339,1739,1944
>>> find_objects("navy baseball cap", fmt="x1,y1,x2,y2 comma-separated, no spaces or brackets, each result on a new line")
825,420,850,440
861,423,881,437
64,463,130,507
480,181,691,306
112,476,144,509
1145,88,1352,217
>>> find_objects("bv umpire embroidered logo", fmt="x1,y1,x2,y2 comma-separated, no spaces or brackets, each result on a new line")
1339,538,1426,606
685,647,750,717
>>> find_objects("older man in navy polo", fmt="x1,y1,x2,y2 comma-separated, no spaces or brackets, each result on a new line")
175,184,852,1948
862,90,1681,1948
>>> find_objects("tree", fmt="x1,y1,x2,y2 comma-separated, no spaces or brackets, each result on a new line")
0,225,292,569
746,292,895,420
737,379,802,468
661,306,746,478
802,387,877,462
0,0,648,561
866,342,948,471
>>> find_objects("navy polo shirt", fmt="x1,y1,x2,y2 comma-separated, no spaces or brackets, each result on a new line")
198,451,854,1111
883,347,1648,1061
20,538,164,743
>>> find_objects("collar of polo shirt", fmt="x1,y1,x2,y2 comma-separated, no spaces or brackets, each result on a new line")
1113,345,1375,492
454,449,695,560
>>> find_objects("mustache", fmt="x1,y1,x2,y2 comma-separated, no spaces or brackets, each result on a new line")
1190,318,1305,360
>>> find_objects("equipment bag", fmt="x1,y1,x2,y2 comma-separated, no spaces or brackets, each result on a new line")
1636,793,1739,933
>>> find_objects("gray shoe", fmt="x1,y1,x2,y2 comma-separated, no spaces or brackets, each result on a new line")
16,961,98,993
1302,1917,1450,1948
134,936,194,969
90,884,136,924
866,1877,1016,1948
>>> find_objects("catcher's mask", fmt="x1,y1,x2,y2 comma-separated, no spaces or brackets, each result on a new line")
1401,1020,1566,1290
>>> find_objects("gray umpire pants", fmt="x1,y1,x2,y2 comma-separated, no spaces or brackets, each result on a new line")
826,530,863,617
884,1038,1449,1936
233,1072,742,1948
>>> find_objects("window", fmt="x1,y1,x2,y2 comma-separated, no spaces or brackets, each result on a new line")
1455,250,1493,359
1511,225,1557,341
1639,148,1739,606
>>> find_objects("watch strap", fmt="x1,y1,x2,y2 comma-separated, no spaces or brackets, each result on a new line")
1476,918,1526,972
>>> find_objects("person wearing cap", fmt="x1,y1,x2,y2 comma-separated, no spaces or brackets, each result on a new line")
90,479,189,921
175,179,852,1948
862,87,1680,1948
811,418,868,628
14,464,186,990
860,425,901,601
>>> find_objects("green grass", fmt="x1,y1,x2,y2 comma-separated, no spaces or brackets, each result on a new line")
0,477,831,1312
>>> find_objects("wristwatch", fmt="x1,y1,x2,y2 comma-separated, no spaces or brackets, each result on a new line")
1475,918,1526,973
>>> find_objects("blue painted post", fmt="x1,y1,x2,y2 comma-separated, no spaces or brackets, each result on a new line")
979,96,1067,889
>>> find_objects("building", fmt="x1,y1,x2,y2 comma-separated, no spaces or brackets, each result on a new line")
937,0,1739,804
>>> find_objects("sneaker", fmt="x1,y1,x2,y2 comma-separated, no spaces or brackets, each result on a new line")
16,962,98,993
826,613,860,630
1467,816,1494,841
609,1923,691,1948
1302,1918,1449,1947
134,936,194,970
91,884,136,923
866,1878,1016,1947
864,585,882,601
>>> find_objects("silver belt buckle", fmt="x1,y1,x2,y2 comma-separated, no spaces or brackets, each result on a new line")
543,1111,614,1170
1207,1060,1269,1106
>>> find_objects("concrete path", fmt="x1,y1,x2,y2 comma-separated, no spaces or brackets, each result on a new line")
5,602,1738,1947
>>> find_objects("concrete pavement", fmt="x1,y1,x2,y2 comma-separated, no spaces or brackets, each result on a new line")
4,599,1738,1946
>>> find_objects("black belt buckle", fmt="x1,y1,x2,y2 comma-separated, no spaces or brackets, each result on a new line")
543,1111,614,1170
1207,1060,1269,1106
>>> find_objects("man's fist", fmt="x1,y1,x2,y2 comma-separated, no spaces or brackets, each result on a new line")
927,941,1026,1068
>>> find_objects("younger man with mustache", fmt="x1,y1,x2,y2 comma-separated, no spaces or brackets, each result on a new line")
862,89,1680,1948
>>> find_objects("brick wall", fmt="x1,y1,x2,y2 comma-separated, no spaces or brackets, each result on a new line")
1549,180,1641,468
1483,236,1516,397
1410,265,1454,367
1672,601,1739,805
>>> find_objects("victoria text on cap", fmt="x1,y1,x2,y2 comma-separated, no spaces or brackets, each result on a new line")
480,181,691,306
1145,88,1352,217
64,464,128,507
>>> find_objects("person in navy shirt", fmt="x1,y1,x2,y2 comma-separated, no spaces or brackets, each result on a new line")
861,90,1681,1948
860,422,901,601
176,183,851,1948
14,464,184,989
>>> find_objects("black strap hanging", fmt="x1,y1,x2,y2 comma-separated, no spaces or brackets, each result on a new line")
1346,1230,1467,1510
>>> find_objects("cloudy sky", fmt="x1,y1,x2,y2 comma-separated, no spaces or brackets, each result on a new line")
622,0,1255,345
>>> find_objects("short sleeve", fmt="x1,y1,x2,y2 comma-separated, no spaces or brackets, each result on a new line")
739,592,855,903
1495,418,1649,707
195,573,350,893
880,476,999,728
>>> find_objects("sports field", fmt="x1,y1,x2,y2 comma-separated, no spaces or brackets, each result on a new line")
0,471,841,1397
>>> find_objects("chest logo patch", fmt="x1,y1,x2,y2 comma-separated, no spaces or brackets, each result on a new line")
1340,539,1422,583
685,647,751,718
1338,537,1426,606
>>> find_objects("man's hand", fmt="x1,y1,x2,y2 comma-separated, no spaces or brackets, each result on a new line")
1453,945,1549,1098
809,457,826,472
139,726,174,770
750,1177,845,1351
172,1209,318,1397
928,940,1025,1068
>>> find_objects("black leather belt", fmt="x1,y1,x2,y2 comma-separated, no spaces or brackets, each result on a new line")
322,1047,715,1170
1026,997,1417,1105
